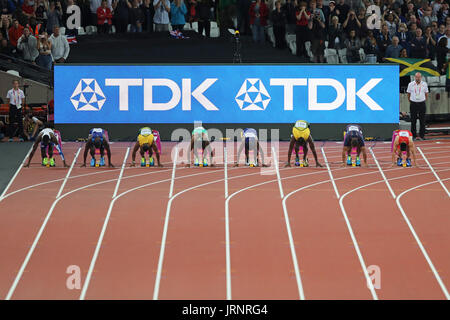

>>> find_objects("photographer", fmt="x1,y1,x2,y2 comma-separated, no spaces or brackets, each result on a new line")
309,5,325,62
17,27,39,63
343,9,361,38
36,31,52,69
295,1,310,58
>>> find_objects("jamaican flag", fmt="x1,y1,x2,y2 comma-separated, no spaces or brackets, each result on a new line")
385,58,440,77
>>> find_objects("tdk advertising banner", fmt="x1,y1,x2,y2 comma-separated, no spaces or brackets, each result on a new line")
54,65,399,124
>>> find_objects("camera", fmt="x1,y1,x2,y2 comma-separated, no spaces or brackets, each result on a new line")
372,10,375,14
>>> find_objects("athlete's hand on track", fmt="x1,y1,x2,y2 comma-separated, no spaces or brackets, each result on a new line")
80,163,86,167
210,163,215,167
23,163,29,168
130,162,135,167
341,162,346,167
316,162,323,167
158,163,164,167
233,163,239,167
185,163,190,168
261,164,268,167
109,163,115,168
63,163,70,168
284,162,291,167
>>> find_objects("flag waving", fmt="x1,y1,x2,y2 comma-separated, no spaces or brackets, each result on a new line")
385,58,440,77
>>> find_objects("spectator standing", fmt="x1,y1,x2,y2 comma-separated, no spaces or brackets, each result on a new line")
153,0,170,32
249,0,268,44
328,0,338,24
141,0,155,33
309,0,324,23
436,37,448,75
356,7,368,39
377,24,391,56
364,29,380,61
271,0,286,49
328,15,342,49
6,79,26,142
309,5,325,62
17,27,39,62
282,0,296,34
436,23,445,40
335,0,349,24
35,0,48,27
170,0,187,31
396,23,410,53
424,26,437,59
383,11,399,37
113,0,131,34
0,37,13,56
0,14,11,38
36,31,52,69
295,1,310,58
46,1,62,34
406,72,428,140
385,35,403,58
342,8,361,37
316,0,329,24
130,0,144,32
49,26,69,63
8,19,24,47
237,0,252,35
197,0,213,37
21,0,36,19
410,28,427,58
345,29,361,63
97,0,113,34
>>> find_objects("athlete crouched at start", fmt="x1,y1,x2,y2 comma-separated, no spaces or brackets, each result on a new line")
24,128,68,167
234,128,268,167
285,120,322,167
131,127,162,167
342,124,368,167
187,126,215,167
392,129,418,167
81,128,113,167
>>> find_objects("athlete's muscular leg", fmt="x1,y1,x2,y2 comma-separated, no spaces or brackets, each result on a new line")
303,143,309,160
90,145,96,159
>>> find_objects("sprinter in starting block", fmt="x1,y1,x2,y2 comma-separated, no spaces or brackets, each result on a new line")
81,128,113,167
391,129,418,167
234,128,268,167
131,127,163,167
342,124,368,167
187,126,215,167
286,120,322,167
24,128,68,167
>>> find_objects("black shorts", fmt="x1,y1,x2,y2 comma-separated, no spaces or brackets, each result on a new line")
344,132,365,147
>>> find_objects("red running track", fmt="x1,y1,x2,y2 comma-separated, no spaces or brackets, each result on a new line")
0,140,449,299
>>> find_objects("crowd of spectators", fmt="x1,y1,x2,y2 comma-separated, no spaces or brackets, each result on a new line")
239,0,449,72
0,0,449,72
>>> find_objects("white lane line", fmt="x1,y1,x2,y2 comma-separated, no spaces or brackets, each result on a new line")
5,147,81,300
272,146,284,198
56,148,82,198
168,147,178,198
369,147,396,199
321,148,340,199
112,148,130,198
0,145,32,199
417,147,450,197
224,146,228,198
396,178,450,299
80,149,130,299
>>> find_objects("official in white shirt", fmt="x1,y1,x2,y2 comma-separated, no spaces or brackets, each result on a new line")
6,79,26,142
406,72,429,140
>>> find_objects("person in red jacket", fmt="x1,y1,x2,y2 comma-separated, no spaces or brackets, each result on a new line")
295,1,311,58
8,20,24,48
249,0,268,43
97,0,113,34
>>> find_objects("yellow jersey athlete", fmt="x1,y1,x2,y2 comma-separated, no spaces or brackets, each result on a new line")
286,120,322,167
131,127,163,167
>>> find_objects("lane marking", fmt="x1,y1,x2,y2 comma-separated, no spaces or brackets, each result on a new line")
0,145,33,199
112,148,130,198
369,147,396,199
272,146,284,198
321,148,340,199
56,148,82,198
5,147,81,300
417,147,450,197
168,147,178,198
224,146,228,198
396,178,450,299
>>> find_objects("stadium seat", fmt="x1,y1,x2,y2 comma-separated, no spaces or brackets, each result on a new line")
324,48,339,64
338,48,348,63
110,25,116,34
59,27,66,35
440,75,446,86
126,24,132,32
304,41,314,61
85,25,97,34
426,76,441,86
266,26,275,47
77,27,86,35
359,48,366,63
366,54,377,63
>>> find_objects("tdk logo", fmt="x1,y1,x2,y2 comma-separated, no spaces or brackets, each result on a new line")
235,79,271,111
72,78,383,112
71,79,106,111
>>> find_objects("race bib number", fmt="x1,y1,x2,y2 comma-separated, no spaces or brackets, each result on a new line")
141,128,152,136
295,121,307,129
348,125,359,132
92,128,103,134
399,131,409,137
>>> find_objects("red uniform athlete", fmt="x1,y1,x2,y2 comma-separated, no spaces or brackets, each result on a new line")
391,130,418,167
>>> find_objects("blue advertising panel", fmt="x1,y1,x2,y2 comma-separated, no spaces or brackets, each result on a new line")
54,64,399,124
